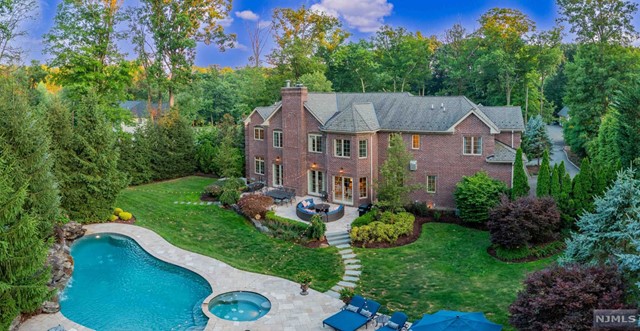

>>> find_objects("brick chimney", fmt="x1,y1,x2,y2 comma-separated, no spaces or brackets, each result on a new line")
281,84,308,195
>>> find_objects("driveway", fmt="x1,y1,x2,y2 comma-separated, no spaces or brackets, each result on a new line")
527,124,580,178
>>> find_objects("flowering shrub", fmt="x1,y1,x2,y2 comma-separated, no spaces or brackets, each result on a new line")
109,214,118,222
119,212,133,221
114,207,123,215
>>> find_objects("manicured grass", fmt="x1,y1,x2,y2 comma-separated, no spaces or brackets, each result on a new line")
116,176,343,292
355,222,554,329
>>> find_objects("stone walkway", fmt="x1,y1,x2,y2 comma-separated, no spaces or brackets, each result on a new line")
19,223,345,331
324,231,361,299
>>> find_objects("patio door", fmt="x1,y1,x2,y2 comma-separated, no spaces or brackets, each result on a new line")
308,170,325,195
333,176,353,204
273,164,283,186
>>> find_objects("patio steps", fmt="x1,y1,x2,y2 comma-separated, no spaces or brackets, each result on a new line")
324,230,363,299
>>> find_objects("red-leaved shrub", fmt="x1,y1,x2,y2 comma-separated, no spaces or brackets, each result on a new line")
237,194,273,219
488,195,561,249
509,264,627,330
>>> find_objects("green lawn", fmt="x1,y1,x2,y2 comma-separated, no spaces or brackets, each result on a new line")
355,222,554,329
116,176,343,292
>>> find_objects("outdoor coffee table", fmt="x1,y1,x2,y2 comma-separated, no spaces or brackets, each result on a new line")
314,203,330,213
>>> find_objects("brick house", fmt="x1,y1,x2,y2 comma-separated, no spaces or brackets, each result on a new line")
243,86,524,209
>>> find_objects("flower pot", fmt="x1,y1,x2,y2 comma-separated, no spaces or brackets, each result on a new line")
300,283,310,295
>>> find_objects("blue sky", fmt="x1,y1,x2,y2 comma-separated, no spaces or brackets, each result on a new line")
24,0,584,67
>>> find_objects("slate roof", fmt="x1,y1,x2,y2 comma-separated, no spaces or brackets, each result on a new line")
486,140,517,163
479,106,525,130
250,92,524,133
558,106,569,118
120,101,169,118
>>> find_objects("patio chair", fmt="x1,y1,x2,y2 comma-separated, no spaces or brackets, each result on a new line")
322,295,381,331
377,312,408,331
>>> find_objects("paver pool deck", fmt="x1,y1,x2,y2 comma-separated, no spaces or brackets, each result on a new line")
19,223,345,331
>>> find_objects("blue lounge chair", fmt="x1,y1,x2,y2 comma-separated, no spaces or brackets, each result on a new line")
377,312,408,331
322,295,381,331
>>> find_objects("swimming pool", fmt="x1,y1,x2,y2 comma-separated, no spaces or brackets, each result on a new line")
61,233,211,331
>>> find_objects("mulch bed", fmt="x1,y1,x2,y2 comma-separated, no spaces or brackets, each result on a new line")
112,216,136,225
486,241,564,263
304,237,330,248
200,193,217,202
351,211,486,249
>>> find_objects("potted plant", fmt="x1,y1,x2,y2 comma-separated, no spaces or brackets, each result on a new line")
296,271,313,295
338,287,355,304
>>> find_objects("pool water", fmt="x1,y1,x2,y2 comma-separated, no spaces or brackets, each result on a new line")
208,291,271,321
61,233,211,331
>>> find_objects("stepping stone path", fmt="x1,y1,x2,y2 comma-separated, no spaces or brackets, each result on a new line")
324,230,361,299
173,201,216,206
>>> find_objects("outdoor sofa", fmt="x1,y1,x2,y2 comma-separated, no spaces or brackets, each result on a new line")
296,198,344,222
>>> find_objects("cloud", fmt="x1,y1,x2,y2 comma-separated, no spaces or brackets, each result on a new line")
310,0,393,33
218,16,234,27
258,20,272,29
235,10,259,21
230,41,248,51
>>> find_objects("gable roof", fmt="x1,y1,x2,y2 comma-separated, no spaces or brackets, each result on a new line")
247,92,525,134
558,106,569,118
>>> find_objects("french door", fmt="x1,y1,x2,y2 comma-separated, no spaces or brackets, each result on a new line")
273,164,283,186
308,170,325,195
333,176,353,204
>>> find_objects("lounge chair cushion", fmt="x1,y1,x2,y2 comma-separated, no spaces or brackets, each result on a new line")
360,309,372,317
387,321,399,330
323,311,369,331
302,200,309,208
345,304,359,312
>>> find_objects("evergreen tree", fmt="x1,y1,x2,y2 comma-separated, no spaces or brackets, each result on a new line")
570,159,596,217
211,114,242,178
613,82,640,167
0,80,60,235
512,148,530,198
0,153,52,329
522,115,552,162
562,168,640,293
560,172,573,222
196,140,215,174
536,150,551,196
151,111,195,180
117,128,153,186
550,164,561,200
589,112,621,194
56,93,127,222
376,134,416,212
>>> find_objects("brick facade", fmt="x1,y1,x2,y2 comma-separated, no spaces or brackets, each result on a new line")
244,87,521,210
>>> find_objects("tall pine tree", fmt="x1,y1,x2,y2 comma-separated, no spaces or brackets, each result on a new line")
512,148,530,198
151,111,195,180
550,164,561,200
536,149,551,196
53,92,127,222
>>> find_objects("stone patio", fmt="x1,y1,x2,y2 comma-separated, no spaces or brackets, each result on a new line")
272,195,360,233
19,223,351,331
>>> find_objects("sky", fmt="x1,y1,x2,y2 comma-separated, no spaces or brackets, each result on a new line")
21,0,587,68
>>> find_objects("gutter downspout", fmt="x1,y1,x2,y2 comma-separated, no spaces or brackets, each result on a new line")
511,130,514,148
370,134,374,201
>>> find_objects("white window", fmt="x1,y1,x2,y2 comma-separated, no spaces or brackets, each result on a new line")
358,140,367,158
273,164,283,186
308,134,323,153
412,134,420,149
426,175,437,193
463,136,482,155
255,157,265,175
359,177,367,198
273,130,283,148
254,127,264,140
334,139,351,157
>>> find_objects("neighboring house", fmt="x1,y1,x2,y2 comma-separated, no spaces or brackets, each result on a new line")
119,100,169,133
244,86,524,209
557,106,570,122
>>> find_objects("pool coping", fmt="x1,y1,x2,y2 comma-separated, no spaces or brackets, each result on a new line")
19,223,344,331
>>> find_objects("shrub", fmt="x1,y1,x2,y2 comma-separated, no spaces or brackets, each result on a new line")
454,171,508,223
204,184,223,199
237,194,274,219
119,212,132,221
488,196,561,249
494,241,564,261
264,211,309,241
350,211,414,244
114,207,123,215
351,212,376,228
308,214,326,240
406,201,429,216
109,214,118,222
218,178,243,205
509,264,627,330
